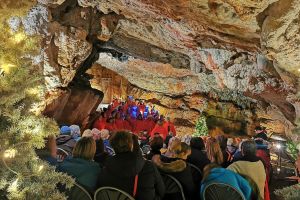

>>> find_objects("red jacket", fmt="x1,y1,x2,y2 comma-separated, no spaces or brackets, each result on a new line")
163,121,176,136
150,125,168,140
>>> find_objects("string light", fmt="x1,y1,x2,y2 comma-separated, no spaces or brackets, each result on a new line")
13,32,26,43
0,63,16,73
4,149,17,158
38,165,44,172
8,178,19,192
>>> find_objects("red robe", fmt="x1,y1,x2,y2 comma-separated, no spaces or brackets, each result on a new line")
105,122,117,132
134,120,146,134
163,121,176,136
93,118,106,130
150,125,168,140
144,119,156,133
123,120,133,132
115,119,124,130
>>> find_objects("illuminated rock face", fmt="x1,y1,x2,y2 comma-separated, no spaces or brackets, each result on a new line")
20,0,300,136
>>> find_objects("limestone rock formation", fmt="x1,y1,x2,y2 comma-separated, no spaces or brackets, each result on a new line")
17,0,300,137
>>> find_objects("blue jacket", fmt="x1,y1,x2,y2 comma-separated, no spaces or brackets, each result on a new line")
58,157,101,192
200,168,252,200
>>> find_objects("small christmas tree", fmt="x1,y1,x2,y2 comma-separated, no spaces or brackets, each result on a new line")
193,115,208,137
0,1,73,199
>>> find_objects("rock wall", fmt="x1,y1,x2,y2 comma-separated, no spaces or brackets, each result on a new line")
43,86,103,129
16,0,300,137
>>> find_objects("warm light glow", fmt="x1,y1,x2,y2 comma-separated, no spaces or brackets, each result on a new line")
276,143,281,149
277,167,281,172
9,178,18,192
13,32,26,43
38,165,44,172
298,69,300,72
4,149,17,158
1,63,16,73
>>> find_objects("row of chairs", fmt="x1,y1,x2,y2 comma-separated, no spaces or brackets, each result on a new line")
66,164,245,200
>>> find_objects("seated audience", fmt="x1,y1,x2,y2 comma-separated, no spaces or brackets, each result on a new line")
152,139,196,200
145,136,164,160
206,137,224,166
216,135,232,167
227,140,266,199
97,131,165,200
187,137,210,172
57,137,101,193
94,138,110,166
36,135,57,166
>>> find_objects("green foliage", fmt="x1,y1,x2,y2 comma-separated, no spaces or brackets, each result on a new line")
275,184,300,200
193,115,208,137
286,140,299,160
0,4,74,199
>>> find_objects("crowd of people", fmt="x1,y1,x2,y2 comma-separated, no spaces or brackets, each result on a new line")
37,97,299,200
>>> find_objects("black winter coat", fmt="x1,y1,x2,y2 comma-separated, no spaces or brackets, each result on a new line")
187,148,210,172
97,152,165,200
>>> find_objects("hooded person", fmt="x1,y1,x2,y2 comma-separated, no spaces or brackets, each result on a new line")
97,131,165,200
201,163,253,200
187,137,210,172
69,125,81,141
152,139,196,200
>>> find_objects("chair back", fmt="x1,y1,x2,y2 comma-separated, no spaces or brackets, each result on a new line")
94,187,135,200
160,173,185,200
188,163,202,197
203,183,246,200
57,147,69,162
66,183,92,200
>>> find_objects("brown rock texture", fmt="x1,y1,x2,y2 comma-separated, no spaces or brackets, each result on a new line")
43,86,103,129
16,0,300,137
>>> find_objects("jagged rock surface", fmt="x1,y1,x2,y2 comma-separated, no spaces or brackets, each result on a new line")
19,0,300,136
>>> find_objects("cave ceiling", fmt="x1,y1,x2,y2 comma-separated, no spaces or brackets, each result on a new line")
9,0,300,135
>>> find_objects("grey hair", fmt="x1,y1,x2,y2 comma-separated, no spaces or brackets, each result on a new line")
241,140,257,156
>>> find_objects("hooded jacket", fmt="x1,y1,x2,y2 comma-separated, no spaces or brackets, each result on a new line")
57,157,101,192
227,155,266,199
200,167,252,200
153,155,196,200
97,152,165,200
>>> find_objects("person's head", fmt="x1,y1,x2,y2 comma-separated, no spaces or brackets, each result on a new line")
178,142,191,159
150,136,164,151
69,125,81,139
82,129,93,138
107,117,114,123
131,134,140,154
115,112,121,119
72,137,96,160
165,137,181,158
60,126,71,135
205,137,224,165
166,117,171,122
110,131,133,154
157,120,164,126
91,128,101,140
190,137,205,150
216,135,227,150
160,115,165,121
241,140,257,157
100,129,110,140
